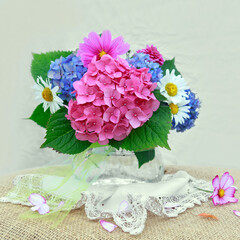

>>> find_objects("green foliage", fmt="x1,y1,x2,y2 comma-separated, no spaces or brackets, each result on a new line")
29,103,51,128
135,149,155,168
41,107,91,154
161,58,181,76
109,93,172,152
31,51,72,81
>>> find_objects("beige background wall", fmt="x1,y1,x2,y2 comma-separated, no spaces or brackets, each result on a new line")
0,0,239,176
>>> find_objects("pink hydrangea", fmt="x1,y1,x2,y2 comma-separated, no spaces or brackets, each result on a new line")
66,54,160,145
137,45,164,66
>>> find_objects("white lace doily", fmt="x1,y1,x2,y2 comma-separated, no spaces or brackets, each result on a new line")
0,171,213,235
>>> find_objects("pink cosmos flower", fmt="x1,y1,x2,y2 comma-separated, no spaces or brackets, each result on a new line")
211,172,238,206
77,30,130,67
137,45,164,66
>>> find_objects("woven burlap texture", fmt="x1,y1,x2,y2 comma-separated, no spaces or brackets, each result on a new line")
0,166,239,240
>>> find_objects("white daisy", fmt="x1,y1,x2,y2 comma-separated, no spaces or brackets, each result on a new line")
33,76,63,114
169,98,191,125
158,69,188,104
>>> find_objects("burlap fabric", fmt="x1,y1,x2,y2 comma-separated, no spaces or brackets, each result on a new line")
0,166,239,240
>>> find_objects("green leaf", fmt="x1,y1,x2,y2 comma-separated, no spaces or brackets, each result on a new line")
31,51,72,81
161,58,181,76
109,102,172,152
135,149,155,168
41,107,91,154
29,103,51,128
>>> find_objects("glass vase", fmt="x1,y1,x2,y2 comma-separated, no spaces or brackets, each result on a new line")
78,146,164,185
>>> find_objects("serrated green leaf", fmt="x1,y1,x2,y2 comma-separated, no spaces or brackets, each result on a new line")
161,58,181,76
109,103,171,152
31,51,72,81
29,103,51,128
135,149,155,168
41,107,91,154
153,90,167,102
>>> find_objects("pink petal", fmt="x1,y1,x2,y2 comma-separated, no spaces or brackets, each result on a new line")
101,30,112,52
99,220,117,232
224,187,236,197
233,210,240,217
224,196,238,204
129,117,141,128
223,175,234,189
220,172,229,189
88,32,102,52
38,203,50,215
31,206,40,212
29,193,46,206
210,187,218,198
118,200,129,213
212,175,220,189
212,195,228,205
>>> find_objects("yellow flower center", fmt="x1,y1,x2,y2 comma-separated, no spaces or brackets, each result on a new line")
165,83,178,96
218,189,225,198
169,103,179,115
42,88,53,102
99,50,107,58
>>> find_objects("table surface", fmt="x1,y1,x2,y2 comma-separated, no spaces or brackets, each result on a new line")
0,165,239,240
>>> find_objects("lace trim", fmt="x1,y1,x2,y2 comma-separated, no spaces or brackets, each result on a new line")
0,172,212,235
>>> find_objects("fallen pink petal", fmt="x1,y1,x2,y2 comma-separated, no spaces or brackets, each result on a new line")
233,210,240,217
29,193,50,215
118,200,129,213
99,220,118,232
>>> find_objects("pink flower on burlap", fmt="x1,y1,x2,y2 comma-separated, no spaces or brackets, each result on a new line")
211,172,238,206
29,193,50,215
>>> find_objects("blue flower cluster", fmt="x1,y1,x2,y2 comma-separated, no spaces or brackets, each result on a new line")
128,53,163,83
172,90,201,132
48,54,87,101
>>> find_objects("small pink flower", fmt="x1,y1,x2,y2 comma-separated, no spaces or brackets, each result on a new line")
86,117,103,133
77,30,130,67
73,82,96,104
211,172,238,206
76,131,98,143
99,123,115,142
93,91,105,106
137,45,164,66
97,74,115,90
84,106,102,118
29,193,50,215
104,88,121,107
125,107,148,128
114,98,135,114
103,107,121,124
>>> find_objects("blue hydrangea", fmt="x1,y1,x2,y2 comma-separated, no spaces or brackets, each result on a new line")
172,90,201,132
128,53,163,83
48,54,87,101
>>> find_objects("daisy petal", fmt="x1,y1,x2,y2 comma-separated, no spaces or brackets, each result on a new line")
29,193,46,206
99,220,117,232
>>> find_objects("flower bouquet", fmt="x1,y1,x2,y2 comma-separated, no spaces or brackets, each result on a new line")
30,30,200,173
